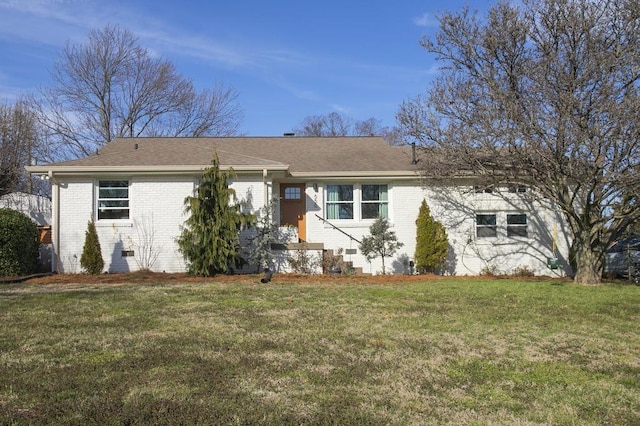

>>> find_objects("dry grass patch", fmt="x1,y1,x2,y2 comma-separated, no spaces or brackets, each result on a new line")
0,276,638,424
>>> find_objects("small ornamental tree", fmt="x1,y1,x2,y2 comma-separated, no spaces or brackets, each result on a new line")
80,219,104,275
359,217,403,274
247,198,277,273
415,199,448,274
0,208,39,276
177,155,254,276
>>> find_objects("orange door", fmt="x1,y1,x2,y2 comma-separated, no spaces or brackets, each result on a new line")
280,183,306,242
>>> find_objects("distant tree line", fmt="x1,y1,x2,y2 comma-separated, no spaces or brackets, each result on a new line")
293,111,403,145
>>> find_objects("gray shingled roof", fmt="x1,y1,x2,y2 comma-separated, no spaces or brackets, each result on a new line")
30,136,419,176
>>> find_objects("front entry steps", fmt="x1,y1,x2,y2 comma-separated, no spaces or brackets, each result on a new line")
323,249,370,276
268,244,370,276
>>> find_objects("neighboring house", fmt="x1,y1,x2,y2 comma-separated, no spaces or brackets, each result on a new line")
25,136,572,276
0,192,52,225
0,192,53,272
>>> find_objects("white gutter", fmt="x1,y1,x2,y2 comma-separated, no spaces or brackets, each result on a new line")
263,168,269,207
49,170,59,273
25,164,290,175
290,171,419,179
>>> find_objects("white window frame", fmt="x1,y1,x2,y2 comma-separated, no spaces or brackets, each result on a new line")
96,179,130,221
361,184,389,220
325,183,392,222
476,213,497,238
507,213,528,238
326,184,354,220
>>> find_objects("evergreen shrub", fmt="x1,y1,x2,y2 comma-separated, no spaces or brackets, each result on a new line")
80,219,104,274
0,208,39,277
415,199,448,274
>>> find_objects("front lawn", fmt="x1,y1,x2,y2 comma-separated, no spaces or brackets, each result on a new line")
1,275,638,424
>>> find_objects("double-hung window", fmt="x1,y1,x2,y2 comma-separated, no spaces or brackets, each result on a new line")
361,184,388,219
97,180,129,220
476,214,497,238
326,185,354,220
507,214,528,237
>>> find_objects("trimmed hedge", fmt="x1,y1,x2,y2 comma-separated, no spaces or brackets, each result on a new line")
0,208,39,277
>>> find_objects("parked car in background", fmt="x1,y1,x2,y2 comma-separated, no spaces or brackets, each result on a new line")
605,236,640,283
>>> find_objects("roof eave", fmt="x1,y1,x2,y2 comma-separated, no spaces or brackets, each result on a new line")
290,170,419,179
26,164,290,176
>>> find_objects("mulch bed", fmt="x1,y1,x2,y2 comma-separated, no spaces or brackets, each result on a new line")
14,270,443,285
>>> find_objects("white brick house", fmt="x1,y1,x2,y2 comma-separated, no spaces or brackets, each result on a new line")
26,136,572,276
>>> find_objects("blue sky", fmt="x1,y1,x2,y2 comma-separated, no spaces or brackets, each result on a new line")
0,0,492,136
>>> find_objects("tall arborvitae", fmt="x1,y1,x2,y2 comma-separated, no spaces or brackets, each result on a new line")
415,199,448,274
177,154,254,276
80,219,104,275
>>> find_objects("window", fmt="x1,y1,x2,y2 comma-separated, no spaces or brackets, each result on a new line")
361,184,388,219
284,186,301,200
474,185,494,193
97,180,129,220
326,185,353,219
476,214,497,238
508,185,528,193
507,214,528,237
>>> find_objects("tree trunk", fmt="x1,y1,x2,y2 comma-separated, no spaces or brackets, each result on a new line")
573,241,603,285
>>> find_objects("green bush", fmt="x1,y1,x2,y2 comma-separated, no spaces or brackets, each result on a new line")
414,199,448,274
80,219,104,275
0,208,39,277
177,155,254,276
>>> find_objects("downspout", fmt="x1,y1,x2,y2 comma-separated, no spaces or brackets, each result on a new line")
49,170,59,273
263,168,268,207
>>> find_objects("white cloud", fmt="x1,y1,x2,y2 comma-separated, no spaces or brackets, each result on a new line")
413,12,438,28
330,104,351,114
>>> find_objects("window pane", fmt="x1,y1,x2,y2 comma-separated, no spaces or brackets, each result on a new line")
507,226,528,237
338,204,353,219
362,184,387,201
100,180,128,188
477,226,497,238
327,185,353,201
362,203,380,219
476,214,496,226
98,209,130,220
507,214,527,225
99,200,128,208
99,188,128,198
284,187,301,200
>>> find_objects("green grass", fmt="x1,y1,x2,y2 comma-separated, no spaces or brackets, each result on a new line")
1,277,638,424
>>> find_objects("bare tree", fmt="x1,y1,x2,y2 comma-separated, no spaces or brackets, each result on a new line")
398,0,640,284
0,100,40,196
33,24,242,161
294,111,402,144
295,112,353,137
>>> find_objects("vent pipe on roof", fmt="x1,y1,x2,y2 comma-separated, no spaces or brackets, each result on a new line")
411,142,418,164
134,143,139,150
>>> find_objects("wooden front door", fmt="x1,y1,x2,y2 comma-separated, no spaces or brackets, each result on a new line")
280,183,306,242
